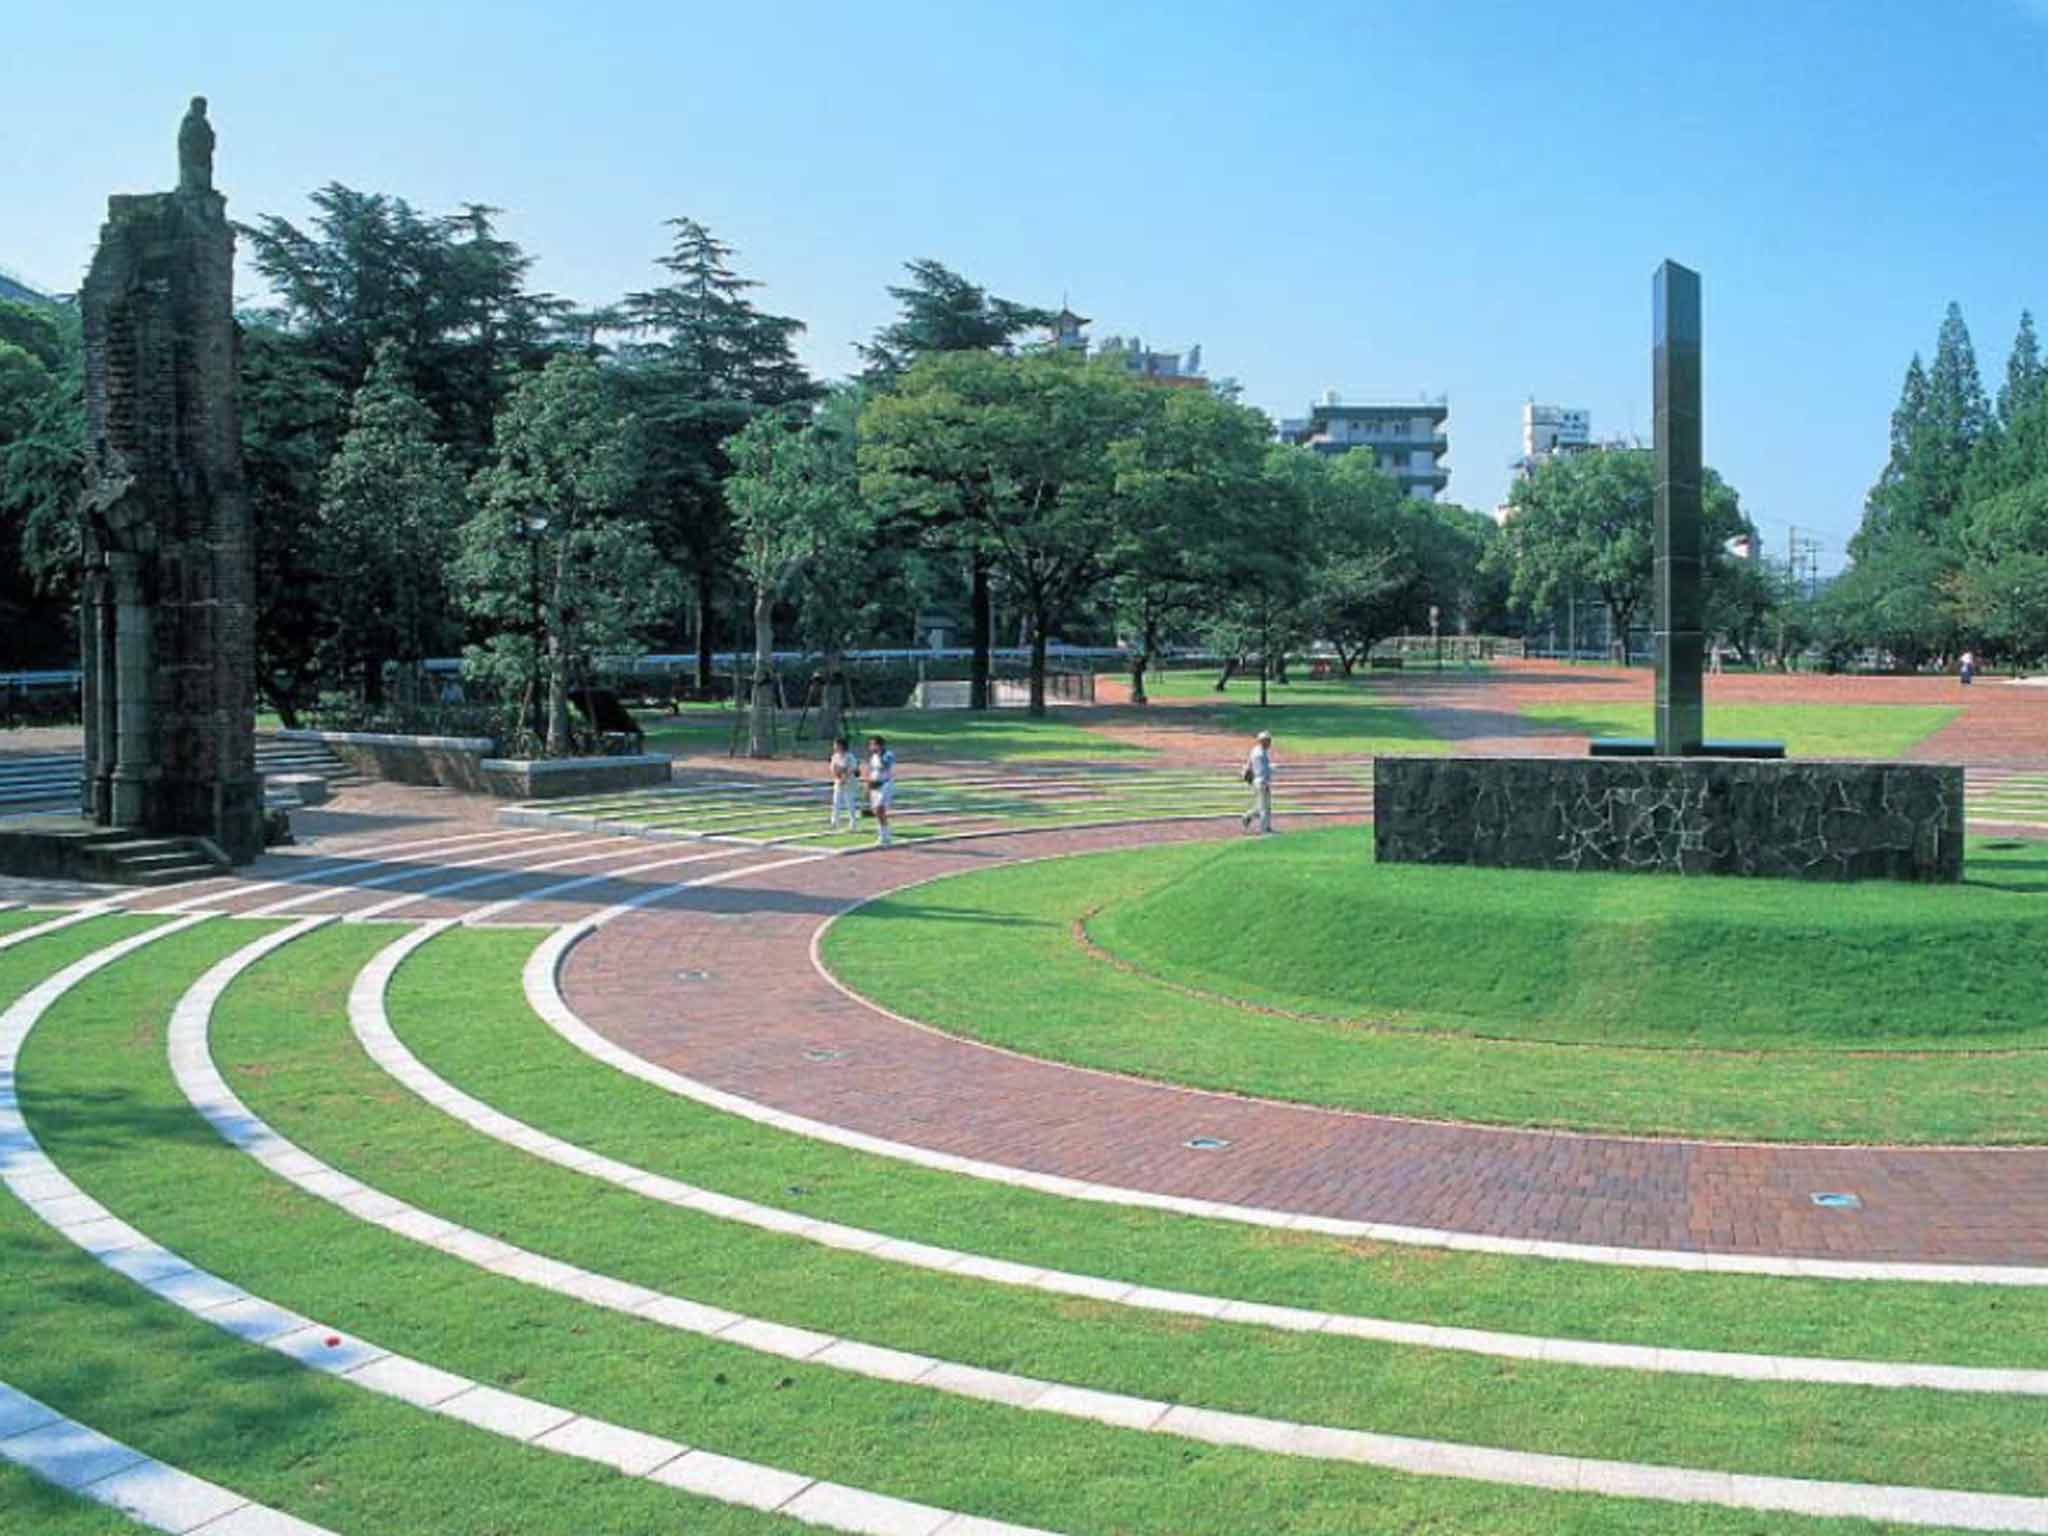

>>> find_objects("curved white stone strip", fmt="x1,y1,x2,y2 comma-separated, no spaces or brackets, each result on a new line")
529,902,2048,1286
356,928,2048,1397
176,923,2048,1531
0,904,126,950
239,832,603,918
155,825,568,914
598,863,2048,1289
350,842,747,923
0,915,1058,1536
0,1378,337,1535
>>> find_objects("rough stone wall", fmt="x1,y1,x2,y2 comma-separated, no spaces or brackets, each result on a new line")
1373,756,1964,883
78,177,261,860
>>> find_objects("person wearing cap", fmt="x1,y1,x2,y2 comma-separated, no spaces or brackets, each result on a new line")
1240,730,1274,834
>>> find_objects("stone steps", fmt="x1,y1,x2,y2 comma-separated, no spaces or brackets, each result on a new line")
0,738,359,813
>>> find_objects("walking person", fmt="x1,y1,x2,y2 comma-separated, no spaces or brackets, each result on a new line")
1960,649,1976,687
863,733,897,847
827,735,858,832
1240,729,1274,835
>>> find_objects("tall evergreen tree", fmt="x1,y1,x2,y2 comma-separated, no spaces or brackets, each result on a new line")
859,260,1055,707
1855,307,1990,558
613,218,817,689
1927,302,1991,445
856,260,1053,380
317,343,470,705
1999,311,2045,429
243,186,563,465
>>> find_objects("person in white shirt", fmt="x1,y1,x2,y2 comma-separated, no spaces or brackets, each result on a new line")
827,735,858,832
863,734,897,847
1240,730,1274,835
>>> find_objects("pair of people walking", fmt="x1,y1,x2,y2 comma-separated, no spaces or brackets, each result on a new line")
829,733,896,846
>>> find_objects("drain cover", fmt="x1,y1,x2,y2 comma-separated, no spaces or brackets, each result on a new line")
1184,1136,1231,1151
675,970,710,982
804,1048,847,1063
1810,1192,1862,1210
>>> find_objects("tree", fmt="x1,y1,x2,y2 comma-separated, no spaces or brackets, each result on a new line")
317,342,468,705
1104,386,1272,701
242,186,562,464
1998,311,2044,430
859,260,1055,711
1860,305,1990,557
1497,448,1745,663
724,399,870,756
0,301,84,662
857,260,1054,380
861,351,1148,715
459,356,666,754
1292,451,1412,674
239,321,347,723
614,218,816,690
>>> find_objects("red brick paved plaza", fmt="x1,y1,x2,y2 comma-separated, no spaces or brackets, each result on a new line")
72,663,2047,1270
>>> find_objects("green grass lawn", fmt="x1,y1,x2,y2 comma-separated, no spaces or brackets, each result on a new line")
821,829,2048,1142
635,702,1155,763
1132,668,1452,757
545,765,1371,849
631,671,1446,764
390,927,2048,1372
3,919,1951,1535
1085,836,2047,1049
1517,701,1958,758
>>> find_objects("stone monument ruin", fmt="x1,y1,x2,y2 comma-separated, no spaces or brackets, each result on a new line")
77,97,263,863
1375,261,1963,883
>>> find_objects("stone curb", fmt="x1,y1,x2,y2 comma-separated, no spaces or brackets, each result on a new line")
0,914,1052,1536
0,1378,336,1535
170,914,2048,1532
153,824,577,916
354,918,2048,1395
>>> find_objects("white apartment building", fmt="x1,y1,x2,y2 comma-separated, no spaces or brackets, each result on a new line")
1522,401,1590,460
1277,391,1450,501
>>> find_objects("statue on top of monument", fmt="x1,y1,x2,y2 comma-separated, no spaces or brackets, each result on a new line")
178,96,213,194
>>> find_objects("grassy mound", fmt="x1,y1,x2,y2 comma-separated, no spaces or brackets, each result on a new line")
821,830,2048,1140
1086,834,2047,1050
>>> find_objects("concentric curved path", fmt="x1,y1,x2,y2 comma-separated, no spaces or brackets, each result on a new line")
556,821,2048,1271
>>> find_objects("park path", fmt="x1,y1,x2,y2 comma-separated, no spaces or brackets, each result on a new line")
23,662,2048,1269
563,816,2048,1270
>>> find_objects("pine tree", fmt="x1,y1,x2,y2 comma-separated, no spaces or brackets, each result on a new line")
317,342,468,704
859,261,1054,708
2000,311,2045,429
856,260,1052,380
612,219,817,689
1926,302,1991,449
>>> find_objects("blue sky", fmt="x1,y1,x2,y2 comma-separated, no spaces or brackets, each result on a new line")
9,1,2047,569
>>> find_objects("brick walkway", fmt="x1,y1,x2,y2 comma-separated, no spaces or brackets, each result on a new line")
564,818,2048,1269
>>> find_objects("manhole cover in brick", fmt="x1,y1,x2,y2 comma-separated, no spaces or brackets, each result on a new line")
1810,1192,1862,1210
804,1048,847,1063
676,970,710,982
1184,1136,1230,1151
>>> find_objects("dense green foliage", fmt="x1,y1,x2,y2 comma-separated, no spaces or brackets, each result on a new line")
1822,304,2048,669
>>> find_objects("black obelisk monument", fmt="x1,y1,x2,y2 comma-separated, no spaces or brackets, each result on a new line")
1652,259,1704,757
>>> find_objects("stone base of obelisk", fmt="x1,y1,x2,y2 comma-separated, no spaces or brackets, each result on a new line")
1372,756,1963,883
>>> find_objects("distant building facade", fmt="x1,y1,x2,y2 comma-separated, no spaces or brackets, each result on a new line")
1042,308,1213,389
1277,391,1450,501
